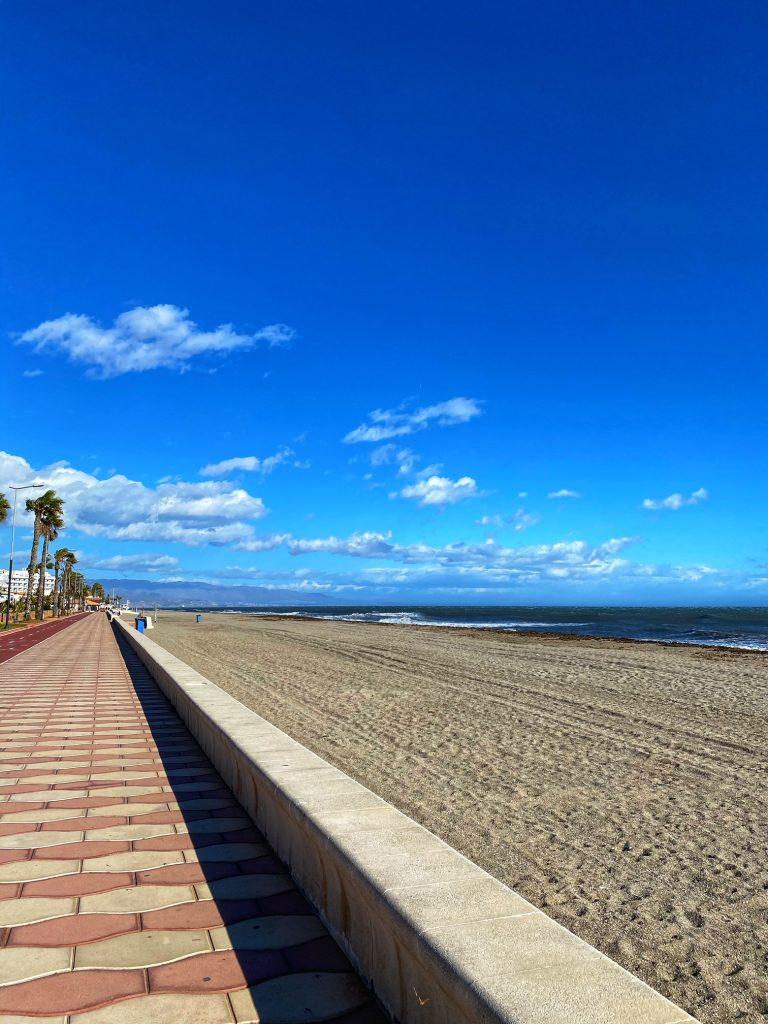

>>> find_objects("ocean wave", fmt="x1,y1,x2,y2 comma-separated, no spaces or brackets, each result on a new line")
217,606,768,651
314,612,589,630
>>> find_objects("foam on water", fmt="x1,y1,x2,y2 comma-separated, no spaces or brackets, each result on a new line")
229,605,768,651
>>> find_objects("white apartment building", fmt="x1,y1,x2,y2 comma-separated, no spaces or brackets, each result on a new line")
0,569,54,598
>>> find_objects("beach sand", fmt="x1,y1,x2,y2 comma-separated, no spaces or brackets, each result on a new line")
149,611,768,1023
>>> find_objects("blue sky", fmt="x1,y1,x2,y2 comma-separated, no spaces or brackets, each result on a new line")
1,1,766,603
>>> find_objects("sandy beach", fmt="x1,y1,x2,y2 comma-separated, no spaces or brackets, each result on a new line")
149,611,768,1024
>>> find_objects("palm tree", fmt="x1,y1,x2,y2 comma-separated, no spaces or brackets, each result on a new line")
62,552,77,613
34,494,64,621
24,491,48,619
52,548,72,617
70,571,85,612
0,493,9,623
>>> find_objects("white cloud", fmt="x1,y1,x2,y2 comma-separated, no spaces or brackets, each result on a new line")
476,514,502,527
199,448,299,477
0,450,268,548
266,531,649,586
509,508,541,532
594,536,638,555
395,475,480,507
288,531,395,557
18,305,295,378
369,444,395,467
476,509,540,531
83,554,180,572
641,488,708,511
369,445,419,476
22,369,43,378
233,533,292,553
344,397,482,443
548,488,581,499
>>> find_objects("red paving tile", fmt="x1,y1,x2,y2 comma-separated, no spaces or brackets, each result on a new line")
0,968,145,1014
135,862,237,885
130,810,185,824
0,614,87,665
40,815,129,831
142,898,264,930
50,795,132,809
0,851,27,864
149,948,287,992
133,833,209,851
32,839,131,860
0,613,382,1022
23,872,134,897
0,822,39,836
9,912,137,946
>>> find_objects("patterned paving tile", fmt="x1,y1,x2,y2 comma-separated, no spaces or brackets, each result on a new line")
73,992,234,1023
0,615,384,1022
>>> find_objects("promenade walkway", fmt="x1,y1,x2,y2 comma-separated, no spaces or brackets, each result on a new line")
0,615,88,666
0,614,384,1023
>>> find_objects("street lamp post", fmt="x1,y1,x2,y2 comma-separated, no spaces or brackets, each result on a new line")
4,483,44,630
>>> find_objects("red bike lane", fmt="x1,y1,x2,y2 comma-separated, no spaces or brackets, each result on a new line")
0,613,89,665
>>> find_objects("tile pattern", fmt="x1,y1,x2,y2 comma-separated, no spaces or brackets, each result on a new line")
0,614,384,1023
0,616,88,667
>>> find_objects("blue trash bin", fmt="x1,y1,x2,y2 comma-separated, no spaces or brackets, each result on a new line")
196,614,202,623
136,617,146,634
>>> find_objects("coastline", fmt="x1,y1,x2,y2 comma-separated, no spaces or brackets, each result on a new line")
243,611,768,655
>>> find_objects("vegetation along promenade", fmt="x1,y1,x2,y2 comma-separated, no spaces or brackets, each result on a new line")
1,486,104,630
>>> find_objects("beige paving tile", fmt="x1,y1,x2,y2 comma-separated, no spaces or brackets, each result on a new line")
0,946,71,986
82,851,185,872
194,874,294,901
0,830,85,850
83,824,176,841
84,751,153,759
75,928,210,968
91,785,170,798
80,885,196,914
0,896,77,927
9,790,88,802
0,808,85,822
183,843,268,863
72,993,233,1024
90,770,162,782
210,915,326,950
12,775,92,785
229,972,369,1023
85,802,169,817
174,798,232,811
0,763,97,774
175,817,251,835
165,782,220,793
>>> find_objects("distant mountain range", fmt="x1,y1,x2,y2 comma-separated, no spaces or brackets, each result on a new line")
90,577,335,608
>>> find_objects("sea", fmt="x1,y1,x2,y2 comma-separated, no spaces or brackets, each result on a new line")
206,605,768,651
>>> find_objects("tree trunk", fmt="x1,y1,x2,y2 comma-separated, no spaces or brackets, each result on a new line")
52,563,60,617
36,535,49,621
24,516,41,620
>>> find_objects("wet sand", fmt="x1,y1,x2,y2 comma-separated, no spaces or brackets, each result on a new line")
149,611,768,1023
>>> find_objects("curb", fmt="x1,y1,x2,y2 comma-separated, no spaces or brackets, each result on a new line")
114,616,698,1024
